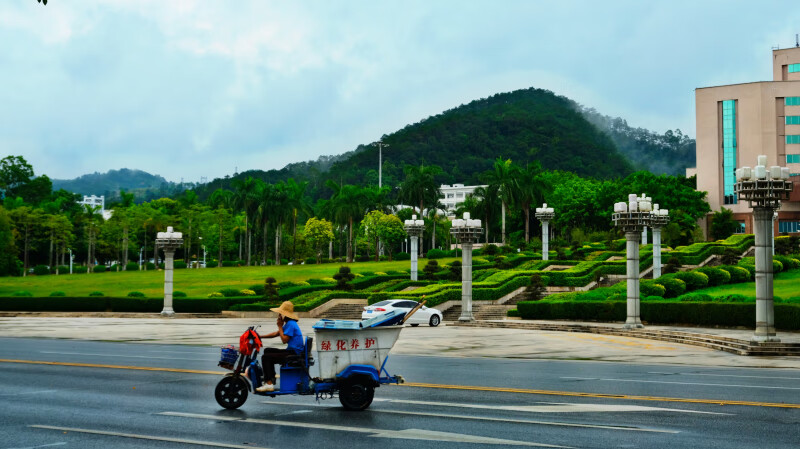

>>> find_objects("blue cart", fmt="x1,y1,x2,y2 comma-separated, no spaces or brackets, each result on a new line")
214,313,405,411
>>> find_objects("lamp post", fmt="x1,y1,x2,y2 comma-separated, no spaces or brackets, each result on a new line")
638,194,650,245
373,140,389,188
613,194,653,329
139,246,143,271
202,244,206,268
403,215,425,281
650,205,670,279
68,248,73,274
534,204,555,261
155,226,184,317
450,212,483,322
734,155,793,342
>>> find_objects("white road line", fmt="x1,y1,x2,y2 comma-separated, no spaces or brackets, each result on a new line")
561,377,800,390
7,443,66,449
0,389,59,396
37,351,207,361
30,425,271,449
648,371,800,381
159,411,571,447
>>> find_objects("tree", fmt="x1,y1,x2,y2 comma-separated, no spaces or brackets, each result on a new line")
516,162,549,243
398,164,443,217
710,208,739,241
333,266,355,290
304,217,334,264
523,273,548,301
0,156,34,199
360,210,385,261
285,178,313,262
0,206,19,276
232,177,261,266
423,260,440,279
376,214,406,261
9,206,43,277
263,277,279,302
447,260,462,281
326,181,368,263
480,158,520,245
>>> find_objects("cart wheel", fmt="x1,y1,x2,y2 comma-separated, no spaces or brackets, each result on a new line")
215,375,249,410
338,381,375,411
429,315,440,327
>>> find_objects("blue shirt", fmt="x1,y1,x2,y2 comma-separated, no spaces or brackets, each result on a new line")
283,320,304,355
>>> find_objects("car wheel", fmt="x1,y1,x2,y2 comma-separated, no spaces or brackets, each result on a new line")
429,314,441,327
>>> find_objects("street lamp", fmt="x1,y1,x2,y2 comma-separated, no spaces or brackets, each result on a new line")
372,140,389,188
638,193,650,245
649,205,670,279
450,212,483,322
139,246,143,271
534,204,555,261
68,248,73,274
403,215,425,281
734,155,793,342
202,243,207,268
156,226,184,317
613,194,653,329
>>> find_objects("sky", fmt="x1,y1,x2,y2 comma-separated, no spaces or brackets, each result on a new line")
2,1,800,183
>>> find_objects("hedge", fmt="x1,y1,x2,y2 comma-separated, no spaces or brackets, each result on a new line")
517,300,800,330
695,267,731,286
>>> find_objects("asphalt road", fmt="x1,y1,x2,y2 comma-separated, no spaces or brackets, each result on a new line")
1,337,799,449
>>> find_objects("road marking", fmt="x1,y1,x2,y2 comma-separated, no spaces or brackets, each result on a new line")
561,376,800,390
0,358,223,375
648,371,800,380
159,411,570,447
39,350,208,361
30,425,271,449
7,443,67,449
400,383,800,409
0,389,59,396
259,400,681,433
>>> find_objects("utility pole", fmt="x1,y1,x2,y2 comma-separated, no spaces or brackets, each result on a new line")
372,140,389,188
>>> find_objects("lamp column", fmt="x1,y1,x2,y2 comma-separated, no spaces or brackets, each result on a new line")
535,204,555,261
155,226,184,317
450,213,483,322
734,156,793,342
403,215,425,281
613,194,652,329
650,205,670,279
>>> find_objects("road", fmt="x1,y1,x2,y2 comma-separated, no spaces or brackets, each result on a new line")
1,337,799,449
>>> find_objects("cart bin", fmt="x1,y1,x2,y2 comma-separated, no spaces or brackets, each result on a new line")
313,325,402,380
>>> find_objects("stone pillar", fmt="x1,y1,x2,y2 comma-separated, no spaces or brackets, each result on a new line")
624,231,643,329
542,221,550,261
652,226,663,279
162,249,176,316
459,242,474,322
642,226,648,246
410,235,419,281
753,207,778,342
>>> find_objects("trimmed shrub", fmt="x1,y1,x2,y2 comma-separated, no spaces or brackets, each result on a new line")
73,266,88,274
49,291,66,297
88,291,104,297
426,249,447,259
208,292,224,298
717,294,752,303
483,244,499,255
774,255,798,270
306,257,317,265
423,260,440,279
13,291,32,297
55,265,69,274
246,284,266,296
127,291,145,298
676,293,713,302
33,265,50,276
640,281,667,298
673,271,709,291
173,291,187,298
263,277,279,301
656,277,686,298
718,265,750,283
93,265,106,273
218,288,241,297
394,252,410,261
507,309,520,317
125,262,140,271
240,289,257,296
174,261,188,269
696,267,731,286
333,266,355,290
108,264,121,272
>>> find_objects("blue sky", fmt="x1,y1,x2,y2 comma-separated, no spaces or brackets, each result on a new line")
2,1,799,183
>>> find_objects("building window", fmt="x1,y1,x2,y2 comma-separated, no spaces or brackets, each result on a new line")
788,154,800,164
734,221,746,234
722,100,737,204
787,116,800,125
787,135,800,145
778,220,800,233
787,97,800,106
790,63,800,73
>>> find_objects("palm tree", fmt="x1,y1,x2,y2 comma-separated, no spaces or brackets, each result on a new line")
480,158,520,245
325,180,368,263
270,182,292,264
285,178,313,262
460,185,501,243
232,177,261,266
515,162,550,243
82,204,101,272
399,164,442,217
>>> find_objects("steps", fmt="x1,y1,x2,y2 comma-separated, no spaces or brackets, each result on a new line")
452,321,800,356
473,304,517,320
319,303,365,320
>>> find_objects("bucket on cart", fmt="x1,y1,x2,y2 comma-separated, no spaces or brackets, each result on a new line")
312,325,402,380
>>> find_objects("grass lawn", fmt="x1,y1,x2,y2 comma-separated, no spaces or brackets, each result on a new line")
0,258,461,298
691,270,800,299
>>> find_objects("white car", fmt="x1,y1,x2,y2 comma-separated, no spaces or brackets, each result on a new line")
362,299,442,327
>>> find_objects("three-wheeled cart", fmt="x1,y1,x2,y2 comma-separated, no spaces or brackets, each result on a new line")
214,311,405,411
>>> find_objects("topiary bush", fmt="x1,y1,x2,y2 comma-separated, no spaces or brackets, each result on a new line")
423,260,440,280
88,291,104,297
13,291,32,297
640,281,667,298
676,292,714,302
426,249,447,259
173,291,187,298
49,291,66,297
447,261,462,281
394,252,410,261
333,266,355,290
263,277,279,301
125,262,140,271
33,265,50,276
127,291,145,298
73,266,88,274
174,261,188,269
718,265,751,283
55,265,69,274
656,277,686,298
93,265,106,273
306,257,317,265
218,288,241,297
696,267,731,286
208,292,224,298
483,244,499,255
240,289,257,296
672,271,709,291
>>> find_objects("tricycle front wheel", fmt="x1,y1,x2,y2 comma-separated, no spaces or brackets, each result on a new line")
338,381,375,411
215,375,249,410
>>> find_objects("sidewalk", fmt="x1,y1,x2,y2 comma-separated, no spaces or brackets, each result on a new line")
0,315,798,368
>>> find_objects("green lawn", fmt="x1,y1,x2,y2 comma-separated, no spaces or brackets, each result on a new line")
690,270,800,299
0,259,460,298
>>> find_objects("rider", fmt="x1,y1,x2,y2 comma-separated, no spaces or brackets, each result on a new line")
255,301,304,392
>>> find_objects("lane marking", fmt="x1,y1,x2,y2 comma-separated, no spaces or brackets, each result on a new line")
159,411,570,447
3,358,798,409
7,443,67,449
400,383,800,409
561,376,800,390
30,425,271,449
648,371,800,381
39,351,209,362
0,358,223,375
259,400,681,433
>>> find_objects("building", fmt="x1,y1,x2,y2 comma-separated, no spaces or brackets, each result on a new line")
77,195,113,220
695,45,800,236
439,184,486,217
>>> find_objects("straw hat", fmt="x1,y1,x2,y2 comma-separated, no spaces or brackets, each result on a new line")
271,301,299,321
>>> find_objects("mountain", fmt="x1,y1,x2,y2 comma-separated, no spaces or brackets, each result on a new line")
51,168,186,202
196,87,636,200
579,108,695,176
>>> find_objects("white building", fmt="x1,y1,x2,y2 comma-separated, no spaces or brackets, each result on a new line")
440,184,485,217
78,195,113,220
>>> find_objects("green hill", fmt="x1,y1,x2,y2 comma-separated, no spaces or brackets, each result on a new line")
51,168,186,202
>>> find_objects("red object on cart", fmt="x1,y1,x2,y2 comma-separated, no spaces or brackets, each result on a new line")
239,328,262,355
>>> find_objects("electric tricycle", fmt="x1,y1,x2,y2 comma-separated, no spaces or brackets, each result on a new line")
214,312,406,411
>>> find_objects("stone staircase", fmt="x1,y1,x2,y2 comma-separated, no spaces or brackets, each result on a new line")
443,303,516,321
453,321,800,356
319,303,365,320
